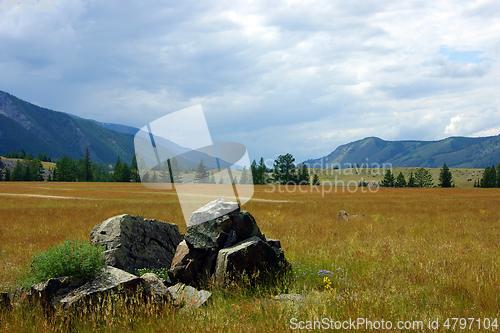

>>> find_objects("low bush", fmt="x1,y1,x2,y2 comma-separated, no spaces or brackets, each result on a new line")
19,239,107,288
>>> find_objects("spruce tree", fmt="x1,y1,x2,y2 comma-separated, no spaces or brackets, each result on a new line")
312,173,320,185
169,157,182,183
298,163,310,185
407,171,416,187
130,154,140,182
4,168,10,181
240,166,249,184
272,153,297,185
83,148,93,182
194,159,208,183
414,167,434,187
11,161,24,181
438,163,453,187
381,170,395,187
395,172,406,187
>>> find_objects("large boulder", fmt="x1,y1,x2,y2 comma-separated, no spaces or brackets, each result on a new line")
90,214,183,274
214,236,282,284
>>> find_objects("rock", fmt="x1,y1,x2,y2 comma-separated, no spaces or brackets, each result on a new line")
168,240,218,286
338,211,364,222
59,266,145,308
0,292,11,310
215,236,282,284
185,215,233,250
140,273,170,304
167,283,211,308
90,214,183,274
30,276,87,309
169,199,287,286
272,294,305,302
187,198,240,227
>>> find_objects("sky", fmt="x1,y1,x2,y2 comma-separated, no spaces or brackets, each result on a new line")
1,0,499,164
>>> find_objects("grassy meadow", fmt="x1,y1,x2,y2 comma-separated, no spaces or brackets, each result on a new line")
0,181,499,332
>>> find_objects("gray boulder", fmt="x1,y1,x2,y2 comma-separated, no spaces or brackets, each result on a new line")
90,214,183,274
187,198,240,227
59,266,145,308
167,283,211,308
140,273,170,304
215,236,283,284
31,276,87,309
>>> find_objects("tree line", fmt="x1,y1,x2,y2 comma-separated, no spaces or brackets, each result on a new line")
250,153,320,185
0,149,139,182
475,163,500,188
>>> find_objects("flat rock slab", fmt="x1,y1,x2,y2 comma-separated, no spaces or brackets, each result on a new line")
167,283,211,308
31,276,87,307
90,214,183,274
59,266,144,307
188,199,240,227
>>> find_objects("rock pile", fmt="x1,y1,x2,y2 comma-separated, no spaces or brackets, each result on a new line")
168,199,288,286
9,199,286,312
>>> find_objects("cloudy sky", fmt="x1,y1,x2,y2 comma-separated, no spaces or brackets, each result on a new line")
1,0,499,163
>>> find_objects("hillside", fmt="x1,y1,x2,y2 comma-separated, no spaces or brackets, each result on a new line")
0,90,233,170
0,90,135,164
303,136,500,169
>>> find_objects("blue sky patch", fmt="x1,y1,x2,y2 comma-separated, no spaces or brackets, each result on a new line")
439,48,491,64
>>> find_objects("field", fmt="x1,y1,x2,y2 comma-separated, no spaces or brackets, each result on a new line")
1,182,499,332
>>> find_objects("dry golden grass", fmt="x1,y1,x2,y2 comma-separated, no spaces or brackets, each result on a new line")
1,182,500,332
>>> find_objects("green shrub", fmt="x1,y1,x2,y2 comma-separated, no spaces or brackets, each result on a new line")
20,239,107,288
135,267,169,280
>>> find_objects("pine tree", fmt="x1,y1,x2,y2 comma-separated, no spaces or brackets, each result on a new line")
381,170,395,187
0,169,3,181
395,172,406,187
194,159,208,183
240,166,249,184
11,161,24,181
272,153,297,185
209,174,216,184
113,156,122,182
408,171,416,187
312,173,320,185
298,163,310,185
29,159,45,181
4,168,10,181
130,154,140,182
55,156,76,182
161,161,170,183
480,165,497,188
438,163,453,187
169,157,182,183
414,167,434,187
83,148,93,182
497,162,500,188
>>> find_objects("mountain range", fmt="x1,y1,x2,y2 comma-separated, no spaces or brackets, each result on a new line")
0,90,233,169
1,90,499,169
303,135,500,169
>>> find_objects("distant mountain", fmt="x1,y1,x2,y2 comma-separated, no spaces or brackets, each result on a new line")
0,90,135,164
303,136,500,169
0,90,233,169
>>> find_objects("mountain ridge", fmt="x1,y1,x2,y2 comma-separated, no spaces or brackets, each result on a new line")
303,135,500,169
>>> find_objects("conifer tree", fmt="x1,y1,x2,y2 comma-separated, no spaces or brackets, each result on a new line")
395,172,406,187
240,166,249,184
130,154,140,182
272,153,297,185
169,157,182,183
4,168,10,181
381,169,395,187
407,171,416,187
414,167,434,187
83,148,93,182
194,159,208,183
298,163,310,185
312,173,320,185
438,163,453,187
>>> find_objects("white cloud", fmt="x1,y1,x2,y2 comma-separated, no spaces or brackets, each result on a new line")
0,0,499,162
